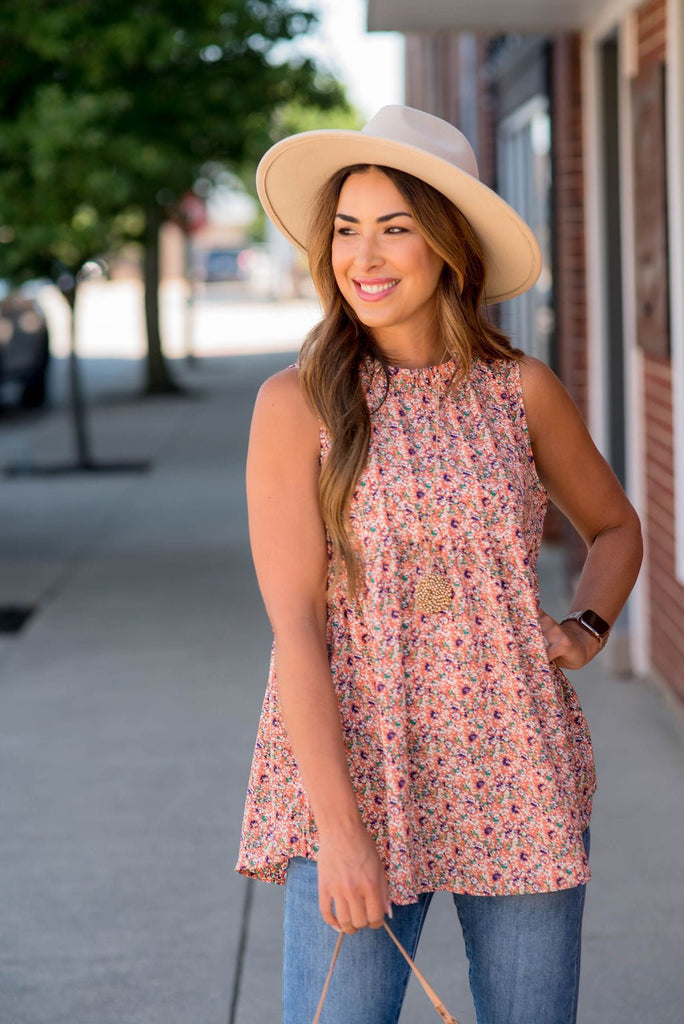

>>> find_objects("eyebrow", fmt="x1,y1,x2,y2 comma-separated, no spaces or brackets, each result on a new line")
334,212,413,224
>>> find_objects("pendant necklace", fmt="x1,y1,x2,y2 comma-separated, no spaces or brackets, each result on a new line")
414,378,453,614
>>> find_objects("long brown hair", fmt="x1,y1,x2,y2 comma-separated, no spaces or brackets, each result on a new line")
298,164,520,592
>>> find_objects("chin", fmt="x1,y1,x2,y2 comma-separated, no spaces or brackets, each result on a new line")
351,306,396,329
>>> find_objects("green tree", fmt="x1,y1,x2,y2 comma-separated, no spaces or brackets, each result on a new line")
271,98,364,137
0,0,349,391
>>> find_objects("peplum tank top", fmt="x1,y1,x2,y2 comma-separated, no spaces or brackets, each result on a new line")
236,356,596,902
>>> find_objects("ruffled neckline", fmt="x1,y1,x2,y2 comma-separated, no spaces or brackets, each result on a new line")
361,356,459,403
364,353,456,376
386,359,457,380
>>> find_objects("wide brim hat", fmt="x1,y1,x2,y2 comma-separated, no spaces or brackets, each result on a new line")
256,105,541,305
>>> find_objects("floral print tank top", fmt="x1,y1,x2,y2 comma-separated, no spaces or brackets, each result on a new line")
237,356,596,901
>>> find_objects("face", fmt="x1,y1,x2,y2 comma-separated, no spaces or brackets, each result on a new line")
331,168,444,349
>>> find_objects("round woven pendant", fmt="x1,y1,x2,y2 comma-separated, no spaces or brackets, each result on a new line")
415,572,452,613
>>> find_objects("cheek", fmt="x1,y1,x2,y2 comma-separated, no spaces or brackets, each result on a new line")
405,238,444,286
331,241,351,292
422,252,445,289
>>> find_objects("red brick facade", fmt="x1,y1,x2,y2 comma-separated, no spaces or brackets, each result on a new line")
638,0,667,67
551,37,588,422
636,0,684,698
643,358,684,692
547,37,588,568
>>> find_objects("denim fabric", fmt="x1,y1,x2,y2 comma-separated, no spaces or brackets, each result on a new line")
282,831,589,1024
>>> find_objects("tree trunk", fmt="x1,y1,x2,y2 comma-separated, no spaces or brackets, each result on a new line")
144,205,180,393
64,280,94,467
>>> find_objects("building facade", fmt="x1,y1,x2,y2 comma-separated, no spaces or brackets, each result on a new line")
369,0,684,700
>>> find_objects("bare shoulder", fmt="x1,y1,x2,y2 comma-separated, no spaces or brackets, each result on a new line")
251,364,320,454
255,364,315,420
517,353,566,399
517,354,583,442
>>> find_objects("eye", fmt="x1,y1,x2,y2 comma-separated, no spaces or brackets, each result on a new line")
334,226,355,236
385,226,408,234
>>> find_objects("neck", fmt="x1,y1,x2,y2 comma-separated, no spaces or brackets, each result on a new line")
371,326,448,369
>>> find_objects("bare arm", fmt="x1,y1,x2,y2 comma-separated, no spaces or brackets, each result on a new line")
246,366,389,931
519,356,643,669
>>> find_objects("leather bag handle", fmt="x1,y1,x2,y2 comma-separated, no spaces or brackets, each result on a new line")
312,922,460,1024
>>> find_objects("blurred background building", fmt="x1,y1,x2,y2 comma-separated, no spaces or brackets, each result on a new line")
369,0,684,700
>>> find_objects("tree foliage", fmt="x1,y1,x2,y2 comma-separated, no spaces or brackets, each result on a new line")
271,98,363,139
0,0,351,385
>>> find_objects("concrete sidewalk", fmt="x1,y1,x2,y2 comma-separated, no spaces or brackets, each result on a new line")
1,352,682,1024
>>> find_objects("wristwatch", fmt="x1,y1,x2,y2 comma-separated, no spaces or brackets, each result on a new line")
560,609,611,649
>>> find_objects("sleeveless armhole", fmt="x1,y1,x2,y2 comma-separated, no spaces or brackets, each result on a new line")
509,358,547,497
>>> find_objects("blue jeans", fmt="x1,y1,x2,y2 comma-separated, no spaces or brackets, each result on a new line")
283,832,589,1024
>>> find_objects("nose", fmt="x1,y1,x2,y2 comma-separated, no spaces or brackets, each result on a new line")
353,232,382,270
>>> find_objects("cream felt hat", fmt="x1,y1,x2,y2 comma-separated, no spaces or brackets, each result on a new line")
256,104,541,304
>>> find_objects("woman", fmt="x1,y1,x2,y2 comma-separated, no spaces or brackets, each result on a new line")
236,106,642,1024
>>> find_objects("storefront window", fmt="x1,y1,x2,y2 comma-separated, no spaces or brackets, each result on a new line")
496,97,554,366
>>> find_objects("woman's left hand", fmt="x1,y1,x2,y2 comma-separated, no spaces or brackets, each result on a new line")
539,609,602,670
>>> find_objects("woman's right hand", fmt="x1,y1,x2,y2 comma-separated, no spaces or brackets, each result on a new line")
317,825,390,934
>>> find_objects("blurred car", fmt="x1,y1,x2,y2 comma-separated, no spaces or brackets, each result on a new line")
0,292,50,408
202,247,255,283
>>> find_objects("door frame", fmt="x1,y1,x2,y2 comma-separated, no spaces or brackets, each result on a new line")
582,7,649,674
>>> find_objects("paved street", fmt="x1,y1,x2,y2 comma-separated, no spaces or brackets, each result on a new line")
1,324,683,1023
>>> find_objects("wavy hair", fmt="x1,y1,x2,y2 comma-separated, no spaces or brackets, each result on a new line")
298,164,521,593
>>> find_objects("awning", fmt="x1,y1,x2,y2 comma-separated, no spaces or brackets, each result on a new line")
367,0,601,34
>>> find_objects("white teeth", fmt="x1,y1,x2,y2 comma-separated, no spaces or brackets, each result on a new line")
357,280,398,295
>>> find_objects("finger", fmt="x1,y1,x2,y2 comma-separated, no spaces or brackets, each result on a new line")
542,631,561,660
546,633,569,661
540,614,569,657
331,894,360,935
547,626,586,669
364,895,388,929
318,888,341,932
335,914,358,935
538,610,557,651
348,894,373,932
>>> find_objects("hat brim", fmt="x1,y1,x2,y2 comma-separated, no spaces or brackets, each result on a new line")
256,129,542,304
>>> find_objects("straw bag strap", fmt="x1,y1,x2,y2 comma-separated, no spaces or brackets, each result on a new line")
312,922,460,1024
311,930,344,1024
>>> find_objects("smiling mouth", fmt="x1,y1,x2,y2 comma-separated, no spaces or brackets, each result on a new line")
354,279,399,296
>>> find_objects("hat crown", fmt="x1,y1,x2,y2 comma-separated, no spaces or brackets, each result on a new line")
361,105,479,181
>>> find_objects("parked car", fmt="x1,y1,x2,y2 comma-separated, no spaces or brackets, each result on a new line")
0,292,50,407
202,247,255,283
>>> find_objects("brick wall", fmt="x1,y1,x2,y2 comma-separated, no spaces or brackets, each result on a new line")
643,358,684,695
637,0,667,68
549,35,588,573
635,0,684,697
551,35,587,419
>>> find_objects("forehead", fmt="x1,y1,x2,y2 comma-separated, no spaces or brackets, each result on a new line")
335,168,408,212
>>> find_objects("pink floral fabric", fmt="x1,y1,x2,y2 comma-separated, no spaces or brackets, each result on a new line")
236,357,595,902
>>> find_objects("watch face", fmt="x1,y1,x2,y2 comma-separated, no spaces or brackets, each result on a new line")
580,610,610,638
